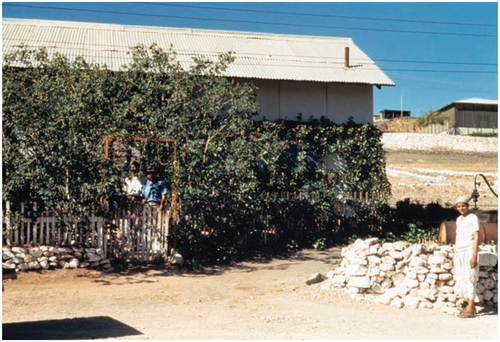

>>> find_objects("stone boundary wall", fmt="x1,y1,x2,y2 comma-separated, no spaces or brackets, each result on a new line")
318,238,498,316
381,133,498,154
2,245,112,272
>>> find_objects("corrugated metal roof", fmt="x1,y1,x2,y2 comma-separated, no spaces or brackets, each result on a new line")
454,98,498,105
2,18,395,86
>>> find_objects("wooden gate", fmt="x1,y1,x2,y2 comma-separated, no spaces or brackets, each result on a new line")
111,202,171,263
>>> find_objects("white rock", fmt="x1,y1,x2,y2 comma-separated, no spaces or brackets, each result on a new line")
478,252,497,267
2,251,14,260
438,286,454,294
348,276,370,288
419,301,434,309
413,266,429,274
68,258,80,269
379,263,394,272
29,248,43,258
368,267,380,277
406,272,417,280
409,256,425,267
2,263,16,269
364,237,379,245
368,255,381,264
12,247,27,254
18,263,29,270
446,293,457,302
346,265,368,276
390,297,404,308
354,239,367,250
389,251,403,260
325,270,335,279
15,253,27,259
85,253,101,262
49,247,60,254
350,257,368,266
429,267,447,273
393,241,408,251
428,256,446,265
439,273,453,281
484,278,495,290
381,278,393,288
382,242,393,251
479,271,490,278
371,284,385,294
403,296,421,309
40,260,49,269
396,284,410,296
403,277,419,288
28,261,41,269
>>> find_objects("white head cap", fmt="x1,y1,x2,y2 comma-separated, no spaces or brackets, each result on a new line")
455,196,469,205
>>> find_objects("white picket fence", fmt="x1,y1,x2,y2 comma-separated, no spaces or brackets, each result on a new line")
2,201,171,263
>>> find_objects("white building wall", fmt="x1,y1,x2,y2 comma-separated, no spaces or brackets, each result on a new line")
248,79,373,124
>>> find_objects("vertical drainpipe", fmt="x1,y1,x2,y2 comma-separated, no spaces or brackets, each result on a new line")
344,47,350,68
278,81,281,120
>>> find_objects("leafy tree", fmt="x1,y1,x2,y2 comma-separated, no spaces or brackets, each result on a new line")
3,44,391,264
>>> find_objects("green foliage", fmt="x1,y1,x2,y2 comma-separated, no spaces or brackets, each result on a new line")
469,132,498,138
400,223,439,244
312,237,327,250
414,108,450,128
3,45,392,266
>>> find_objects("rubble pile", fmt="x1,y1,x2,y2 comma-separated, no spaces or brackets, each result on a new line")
381,133,498,154
2,245,111,271
320,238,498,315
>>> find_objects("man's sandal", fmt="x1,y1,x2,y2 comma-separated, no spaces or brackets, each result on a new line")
458,309,476,318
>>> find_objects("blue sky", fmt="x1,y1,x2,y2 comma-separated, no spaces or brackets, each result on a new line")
2,2,498,117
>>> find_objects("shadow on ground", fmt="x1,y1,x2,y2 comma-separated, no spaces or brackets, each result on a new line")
2,316,142,340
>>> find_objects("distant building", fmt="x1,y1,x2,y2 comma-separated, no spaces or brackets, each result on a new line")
378,109,411,120
420,98,498,134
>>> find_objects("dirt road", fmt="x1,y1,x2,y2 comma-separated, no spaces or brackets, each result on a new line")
386,149,498,209
2,247,498,340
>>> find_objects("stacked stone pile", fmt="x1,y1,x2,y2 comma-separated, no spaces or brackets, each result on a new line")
381,133,498,154
2,245,112,272
320,238,498,315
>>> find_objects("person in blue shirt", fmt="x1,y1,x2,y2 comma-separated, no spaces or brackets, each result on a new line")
141,165,168,213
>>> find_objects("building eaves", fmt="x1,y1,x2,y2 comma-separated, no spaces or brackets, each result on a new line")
2,18,396,87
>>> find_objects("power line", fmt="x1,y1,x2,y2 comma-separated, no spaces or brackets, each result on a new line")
3,3,498,38
140,2,498,28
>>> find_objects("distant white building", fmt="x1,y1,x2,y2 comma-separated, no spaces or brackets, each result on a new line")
2,18,395,124
420,98,498,135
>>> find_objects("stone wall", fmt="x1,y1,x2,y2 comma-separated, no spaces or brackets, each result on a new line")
381,133,498,154
319,238,498,315
2,245,112,271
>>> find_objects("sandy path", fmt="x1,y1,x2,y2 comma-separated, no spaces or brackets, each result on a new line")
2,247,497,340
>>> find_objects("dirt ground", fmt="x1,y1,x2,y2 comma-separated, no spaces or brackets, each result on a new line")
2,149,498,340
386,149,498,210
2,247,498,340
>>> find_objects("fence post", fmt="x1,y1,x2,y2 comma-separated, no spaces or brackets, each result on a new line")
33,202,38,245
5,201,12,246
